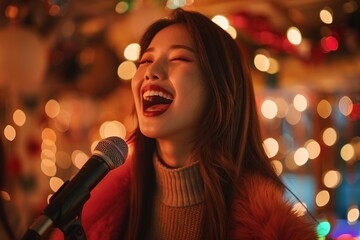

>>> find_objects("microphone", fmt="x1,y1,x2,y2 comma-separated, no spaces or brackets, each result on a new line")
22,136,128,240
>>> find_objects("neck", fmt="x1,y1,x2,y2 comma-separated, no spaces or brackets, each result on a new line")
156,139,194,168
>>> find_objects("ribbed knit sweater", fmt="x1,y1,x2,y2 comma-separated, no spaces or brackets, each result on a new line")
149,157,205,240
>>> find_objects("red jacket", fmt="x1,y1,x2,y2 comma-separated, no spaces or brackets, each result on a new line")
81,159,318,239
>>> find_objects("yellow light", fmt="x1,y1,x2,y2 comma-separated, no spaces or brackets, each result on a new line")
267,57,279,74
294,147,309,166
347,206,359,225
124,43,140,61
13,109,26,126
45,99,60,118
41,159,57,177
317,99,332,119
305,139,321,159
72,150,88,169
41,128,57,142
340,143,355,161
261,99,278,119
322,127,337,146
4,125,16,141
271,160,283,176
226,25,237,39
293,94,307,112
211,15,229,30
117,61,137,80
316,190,330,207
320,7,333,24
287,26,302,45
49,177,64,192
263,138,279,158
323,170,342,188
338,96,353,116
254,54,270,72
99,120,127,139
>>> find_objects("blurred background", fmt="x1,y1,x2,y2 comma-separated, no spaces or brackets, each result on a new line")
0,0,359,239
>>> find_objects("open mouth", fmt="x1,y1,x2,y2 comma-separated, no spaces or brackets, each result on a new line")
142,89,174,114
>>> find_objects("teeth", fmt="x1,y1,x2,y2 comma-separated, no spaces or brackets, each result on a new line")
143,90,173,101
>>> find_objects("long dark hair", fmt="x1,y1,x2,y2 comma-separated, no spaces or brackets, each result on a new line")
127,8,282,240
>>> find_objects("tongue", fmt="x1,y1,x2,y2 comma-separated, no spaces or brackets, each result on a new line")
144,96,172,112
146,104,170,112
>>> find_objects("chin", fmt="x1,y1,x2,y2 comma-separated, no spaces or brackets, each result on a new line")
139,126,160,139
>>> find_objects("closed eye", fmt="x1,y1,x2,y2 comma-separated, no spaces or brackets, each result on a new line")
139,59,152,65
170,57,192,62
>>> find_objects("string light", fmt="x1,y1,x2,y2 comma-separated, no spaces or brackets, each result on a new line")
287,26,302,45
320,7,333,24
117,61,137,80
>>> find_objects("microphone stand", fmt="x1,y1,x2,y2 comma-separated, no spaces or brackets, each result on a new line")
22,180,89,240
59,207,87,240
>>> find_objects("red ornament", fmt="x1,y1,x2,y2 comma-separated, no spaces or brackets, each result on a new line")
7,155,22,175
26,137,41,157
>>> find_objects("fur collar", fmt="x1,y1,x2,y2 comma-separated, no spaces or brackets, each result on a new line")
81,160,318,239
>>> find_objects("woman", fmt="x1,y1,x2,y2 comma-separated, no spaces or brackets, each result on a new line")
82,8,318,239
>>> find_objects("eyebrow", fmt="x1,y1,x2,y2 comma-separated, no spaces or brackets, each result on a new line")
144,44,195,54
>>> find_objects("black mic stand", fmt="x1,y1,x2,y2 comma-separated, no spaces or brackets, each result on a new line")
58,207,87,240
22,180,89,240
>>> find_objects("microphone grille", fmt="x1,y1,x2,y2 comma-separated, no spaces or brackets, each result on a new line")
94,136,128,169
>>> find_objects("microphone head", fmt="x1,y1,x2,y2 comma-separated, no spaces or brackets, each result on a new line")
93,136,128,169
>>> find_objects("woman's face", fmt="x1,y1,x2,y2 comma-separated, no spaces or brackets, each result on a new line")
132,24,208,144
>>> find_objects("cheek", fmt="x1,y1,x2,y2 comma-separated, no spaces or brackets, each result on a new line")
131,72,143,110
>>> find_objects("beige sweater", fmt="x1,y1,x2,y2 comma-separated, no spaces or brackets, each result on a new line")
149,157,205,240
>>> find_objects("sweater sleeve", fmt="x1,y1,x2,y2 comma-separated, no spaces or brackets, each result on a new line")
229,174,318,240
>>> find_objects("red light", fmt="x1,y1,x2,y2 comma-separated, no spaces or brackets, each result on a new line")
325,36,338,51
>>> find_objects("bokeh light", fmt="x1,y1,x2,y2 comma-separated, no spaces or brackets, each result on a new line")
99,120,126,139
305,139,321,159
13,109,26,126
340,143,355,162
4,125,16,141
347,206,359,225
323,170,342,188
320,7,333,24
45,99,60,118
316,190,330,207
117,61,137,80
317,221,331,237
261,99,278,119
338,96,353,116
293,94,308,112
49,177,64,193
287,26,302,45
254,53,270,72
211,15,229,30
322,127,337,146
294,147,309,166
72,150,89,169
124,43,140,61
271,160,283,176
317,99,332,119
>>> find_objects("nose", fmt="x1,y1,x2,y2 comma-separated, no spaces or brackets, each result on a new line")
145,72,159,81
144,59,165,81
